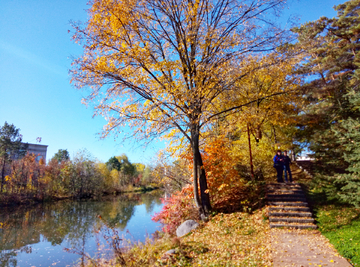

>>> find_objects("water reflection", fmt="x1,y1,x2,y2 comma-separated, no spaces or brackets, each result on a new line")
0,190,163,267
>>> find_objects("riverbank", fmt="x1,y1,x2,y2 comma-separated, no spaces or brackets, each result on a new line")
81,165,359,266
0,185,160,208
80,209,272,266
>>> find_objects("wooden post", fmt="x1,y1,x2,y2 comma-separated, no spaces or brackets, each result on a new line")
247,123,255,180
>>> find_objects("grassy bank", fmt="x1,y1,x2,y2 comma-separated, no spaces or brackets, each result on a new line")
87,209,271,267
121,185,160,193
314,204,360,266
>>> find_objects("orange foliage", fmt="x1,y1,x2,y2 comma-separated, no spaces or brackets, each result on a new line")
178,136,248,211
152,184,197,234
153,136,247,233
7,153,46,194
181,136,252,211
201,137,245,209
153,137,246,232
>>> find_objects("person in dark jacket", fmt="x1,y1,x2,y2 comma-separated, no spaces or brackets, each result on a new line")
273,150,284,183
283,150,293,183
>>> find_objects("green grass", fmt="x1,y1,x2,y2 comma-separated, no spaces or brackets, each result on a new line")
304,186,360,266
314,204,360,266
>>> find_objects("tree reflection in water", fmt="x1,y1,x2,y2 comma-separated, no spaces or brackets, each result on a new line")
0,190,163,267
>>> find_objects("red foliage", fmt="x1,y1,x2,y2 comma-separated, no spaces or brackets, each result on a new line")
8,153,46,194
152,185,198,234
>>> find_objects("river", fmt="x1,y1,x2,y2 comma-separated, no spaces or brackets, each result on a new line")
0,190,164,267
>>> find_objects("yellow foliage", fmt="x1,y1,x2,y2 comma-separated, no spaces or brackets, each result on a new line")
71,0,297,210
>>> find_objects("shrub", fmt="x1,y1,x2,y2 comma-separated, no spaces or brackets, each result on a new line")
152,185,199,234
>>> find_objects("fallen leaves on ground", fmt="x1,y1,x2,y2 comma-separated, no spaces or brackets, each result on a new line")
101,209,272,266
178,209,272,266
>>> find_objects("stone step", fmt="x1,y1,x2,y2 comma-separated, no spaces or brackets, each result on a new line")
267,187,303,191
268,183,301,186
268,202,308,207
269,207,311,212
267,193,305,198
269,217,315,223
269,223,317,229
269,191,302,195
267,183,317,229
267,197,307,203
269,212,313,217
267,186,302,190
268,188,302,192
267,190,304,194
267,183,301,186
270,195,305,198
269,195,306,199
267,198,307,202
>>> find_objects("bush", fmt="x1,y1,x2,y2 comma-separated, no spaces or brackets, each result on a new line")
152,137,267,233
152,185,199,234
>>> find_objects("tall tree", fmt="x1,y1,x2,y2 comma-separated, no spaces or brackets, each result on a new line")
106,156,122,171
52,149,70,163
292,0,360,204
218,53,301,143
116,154,135,176
71,0,289,214
0,122,27,192
293,0,360,174
332,114,360,206
201,53,301,182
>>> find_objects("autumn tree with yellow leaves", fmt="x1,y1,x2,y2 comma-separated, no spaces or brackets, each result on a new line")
71,0,291,214
213,53,301,176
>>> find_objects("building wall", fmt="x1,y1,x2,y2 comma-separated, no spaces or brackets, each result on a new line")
25,143,48,162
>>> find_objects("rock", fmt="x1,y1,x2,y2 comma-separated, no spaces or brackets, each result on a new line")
165,249,176,255
160,249,177,262
176,220,199,237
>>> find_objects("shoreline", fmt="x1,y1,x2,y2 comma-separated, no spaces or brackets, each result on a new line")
0,186,161,208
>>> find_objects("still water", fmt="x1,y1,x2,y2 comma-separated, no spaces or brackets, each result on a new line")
0,190,164,267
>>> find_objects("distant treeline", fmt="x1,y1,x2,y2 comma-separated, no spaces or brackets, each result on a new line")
1,145,158,205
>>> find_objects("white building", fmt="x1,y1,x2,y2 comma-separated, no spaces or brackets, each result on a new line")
24,143,48,162
296,155,314,161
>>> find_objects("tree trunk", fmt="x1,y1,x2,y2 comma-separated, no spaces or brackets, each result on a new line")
273,125,277,145
191,126,212,214
196,148,212,214
192,149,202,209
1,158,6,192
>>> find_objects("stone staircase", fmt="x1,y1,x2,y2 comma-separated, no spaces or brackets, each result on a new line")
266,183,317,229
295,160,314,178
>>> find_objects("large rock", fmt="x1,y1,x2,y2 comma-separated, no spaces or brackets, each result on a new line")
176,220,199,237
160,249,177,262
165,249,176,255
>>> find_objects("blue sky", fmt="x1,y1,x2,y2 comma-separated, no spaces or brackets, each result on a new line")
0,0,343,163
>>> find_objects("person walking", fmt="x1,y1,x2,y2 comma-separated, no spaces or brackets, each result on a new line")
283,150,293,183
273,150,284,183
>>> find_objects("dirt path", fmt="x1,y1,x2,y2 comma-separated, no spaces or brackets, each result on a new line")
271,228,352,266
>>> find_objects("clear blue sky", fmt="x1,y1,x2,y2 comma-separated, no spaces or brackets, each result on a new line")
0,0,343,163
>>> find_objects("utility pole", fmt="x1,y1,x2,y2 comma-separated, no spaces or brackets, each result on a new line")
247,124,255,180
